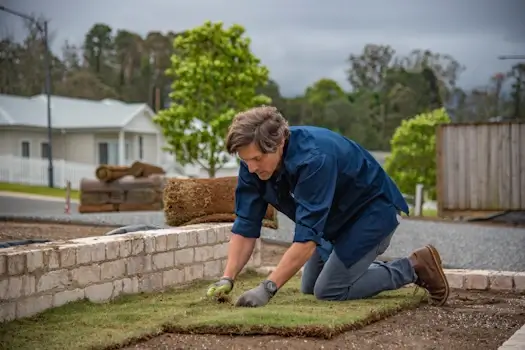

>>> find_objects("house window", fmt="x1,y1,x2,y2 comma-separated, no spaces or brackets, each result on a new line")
138,136,144,159
41,142,50,159
98,142,120,165
98,141,130,165
21,141,30,158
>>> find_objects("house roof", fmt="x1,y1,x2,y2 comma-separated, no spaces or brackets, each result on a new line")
0,93,153,129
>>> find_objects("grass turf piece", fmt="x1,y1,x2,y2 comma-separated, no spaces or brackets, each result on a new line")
0,271,423,350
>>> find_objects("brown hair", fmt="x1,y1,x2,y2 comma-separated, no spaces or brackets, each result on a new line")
225,106,290,154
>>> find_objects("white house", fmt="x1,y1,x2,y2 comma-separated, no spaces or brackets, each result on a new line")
0,93,241,188
0,93,169,166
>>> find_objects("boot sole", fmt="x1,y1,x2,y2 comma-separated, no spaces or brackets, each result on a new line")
424,244,450,306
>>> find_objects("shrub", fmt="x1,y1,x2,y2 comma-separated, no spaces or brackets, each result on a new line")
384,107,451,200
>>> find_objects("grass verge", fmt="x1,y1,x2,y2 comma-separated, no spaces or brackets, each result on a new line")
0,182,79,200
0,271,423,350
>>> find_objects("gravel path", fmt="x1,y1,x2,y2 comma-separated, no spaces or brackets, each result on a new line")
264,213,525,272
1,195,524,272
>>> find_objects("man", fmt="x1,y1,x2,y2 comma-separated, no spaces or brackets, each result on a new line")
206,106,449,307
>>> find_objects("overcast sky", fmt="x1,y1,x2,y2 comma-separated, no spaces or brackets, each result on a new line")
1,0,524,97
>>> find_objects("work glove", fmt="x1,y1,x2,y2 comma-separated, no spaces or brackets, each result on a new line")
235,280,277,308
206,277,234,298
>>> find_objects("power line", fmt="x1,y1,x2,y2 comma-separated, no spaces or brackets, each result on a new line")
498,55,525,60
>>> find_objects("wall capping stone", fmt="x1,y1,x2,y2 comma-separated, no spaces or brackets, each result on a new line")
255,266,525,293
0,223,261,323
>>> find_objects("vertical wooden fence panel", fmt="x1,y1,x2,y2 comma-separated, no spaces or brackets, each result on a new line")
510,124,520,209
521,124,525,208
437,122,525,215
477,124,490,209
467,125,479,209
488,124,500,209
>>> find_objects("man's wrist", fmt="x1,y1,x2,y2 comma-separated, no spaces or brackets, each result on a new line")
262,279,279,297
221,276,235,287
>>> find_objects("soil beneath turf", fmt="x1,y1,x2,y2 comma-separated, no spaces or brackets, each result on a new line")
1,221,524,349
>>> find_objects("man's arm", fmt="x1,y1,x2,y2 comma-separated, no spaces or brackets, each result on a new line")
224,161,268,280
223,233,257,280
268,153,338,288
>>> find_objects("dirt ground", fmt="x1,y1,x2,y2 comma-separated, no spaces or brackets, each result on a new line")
0,221,117,242
120,289,525,350
1,221,524,350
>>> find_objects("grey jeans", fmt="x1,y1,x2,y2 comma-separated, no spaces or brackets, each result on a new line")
301,218,417,301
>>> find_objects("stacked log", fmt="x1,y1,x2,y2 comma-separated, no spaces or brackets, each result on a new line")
163,176,278,229
95,165,130,182
95,161,165,183
79,174,166,213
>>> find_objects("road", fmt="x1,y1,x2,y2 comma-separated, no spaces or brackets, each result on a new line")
1,193,524,272
0,193,79,215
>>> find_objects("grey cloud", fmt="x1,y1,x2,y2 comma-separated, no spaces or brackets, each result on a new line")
2,0,523,96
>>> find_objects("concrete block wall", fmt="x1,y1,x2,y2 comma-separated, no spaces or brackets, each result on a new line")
0,223,261,323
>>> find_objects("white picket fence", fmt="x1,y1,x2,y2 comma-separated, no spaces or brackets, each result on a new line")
0,155,97,190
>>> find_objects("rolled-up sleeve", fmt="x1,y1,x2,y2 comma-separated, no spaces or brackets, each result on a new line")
231,161,268,238
292,153,338,246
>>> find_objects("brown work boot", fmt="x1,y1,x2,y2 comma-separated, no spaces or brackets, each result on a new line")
409,245,450,306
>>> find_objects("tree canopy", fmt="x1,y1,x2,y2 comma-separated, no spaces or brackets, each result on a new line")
152,21,271,177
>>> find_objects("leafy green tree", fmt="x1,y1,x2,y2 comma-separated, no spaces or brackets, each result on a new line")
153,21,271,177
383,108,451,200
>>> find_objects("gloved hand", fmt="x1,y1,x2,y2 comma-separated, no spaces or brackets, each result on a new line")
206,277,234,298
235,281,276,307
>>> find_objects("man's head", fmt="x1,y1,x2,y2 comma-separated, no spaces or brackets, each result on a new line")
226,106,289,181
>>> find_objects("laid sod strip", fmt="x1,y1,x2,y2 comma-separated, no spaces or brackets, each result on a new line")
0,271,424,350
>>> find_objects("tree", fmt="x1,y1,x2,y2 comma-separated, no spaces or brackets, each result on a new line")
509,64,525,118
83,23,113,75
397,49,465,103
303,78,347,127
346,44,395,91
383,108,451,201
153,21,271,177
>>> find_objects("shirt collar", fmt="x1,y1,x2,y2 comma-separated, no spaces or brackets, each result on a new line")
272,137,290,183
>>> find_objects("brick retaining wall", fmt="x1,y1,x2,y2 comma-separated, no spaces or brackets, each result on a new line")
0,223,261,323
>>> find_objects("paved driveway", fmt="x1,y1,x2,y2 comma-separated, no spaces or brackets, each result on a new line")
0,193,78,215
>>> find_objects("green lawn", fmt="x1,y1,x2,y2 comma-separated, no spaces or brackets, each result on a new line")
0,271,423,350
0,182,79,200
422,208,438,217
401,207,438,218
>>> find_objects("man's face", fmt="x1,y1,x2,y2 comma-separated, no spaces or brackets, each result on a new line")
237,142,283,181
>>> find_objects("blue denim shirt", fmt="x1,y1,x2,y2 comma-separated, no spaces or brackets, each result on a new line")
231,126,409,266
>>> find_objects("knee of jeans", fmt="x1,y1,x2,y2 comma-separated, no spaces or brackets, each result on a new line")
313,283,343,301
300,284,315,295
300,278,315,295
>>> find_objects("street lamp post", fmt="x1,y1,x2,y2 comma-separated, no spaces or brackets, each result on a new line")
0,5,54,188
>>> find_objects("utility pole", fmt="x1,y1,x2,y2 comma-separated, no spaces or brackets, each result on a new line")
0,5,54,188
